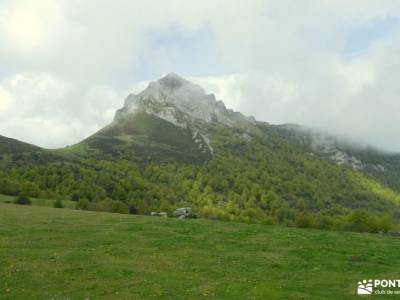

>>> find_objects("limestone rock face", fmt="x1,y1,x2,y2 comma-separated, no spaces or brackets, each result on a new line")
173,207,192,218
116,73,256,131
274,124,387,173
113,73,257,155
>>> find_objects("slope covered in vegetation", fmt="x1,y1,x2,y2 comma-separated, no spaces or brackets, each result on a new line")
0,135,41,155
0,116,399,232
1,74,400,232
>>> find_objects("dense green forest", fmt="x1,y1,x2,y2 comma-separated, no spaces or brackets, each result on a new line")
1,117,399,233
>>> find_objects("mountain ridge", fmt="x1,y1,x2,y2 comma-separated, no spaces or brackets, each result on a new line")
1,73,400,232
116,73,256,129
0,135,42,154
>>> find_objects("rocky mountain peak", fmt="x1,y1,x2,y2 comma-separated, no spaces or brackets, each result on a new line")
109,73,259,157
115,73,256,131
158,72,189,90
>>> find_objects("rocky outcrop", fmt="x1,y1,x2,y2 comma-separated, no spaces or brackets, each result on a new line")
173,207,192,219
114,73,257,156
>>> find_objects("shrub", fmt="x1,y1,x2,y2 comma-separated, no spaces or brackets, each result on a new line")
201,206,229,221
71,192,80,202
53,199,63,208
111,201,128,214
276,206,297,223
343,210,379,233
377,215,394,233
13,195,31,205
314,215,333,230
95,199,128,214
262,215,275,225
295,214,314,228
128,204,138,215
76,198,89,210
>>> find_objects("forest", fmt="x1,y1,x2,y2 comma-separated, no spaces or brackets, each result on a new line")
0,122,398,234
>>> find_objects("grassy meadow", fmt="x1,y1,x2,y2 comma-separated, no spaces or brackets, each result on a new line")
1,203,400,299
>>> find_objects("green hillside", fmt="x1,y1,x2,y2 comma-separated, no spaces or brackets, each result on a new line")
271,124,400,193
0,135,41,155
0,115,400,232
1,204,399,299
1,75,400,232
82,111,212,164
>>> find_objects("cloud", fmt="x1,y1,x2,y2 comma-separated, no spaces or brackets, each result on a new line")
0,72,122,148
0,0,400,150
194,35,400,151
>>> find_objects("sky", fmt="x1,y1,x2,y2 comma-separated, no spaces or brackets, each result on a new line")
1,0,400,151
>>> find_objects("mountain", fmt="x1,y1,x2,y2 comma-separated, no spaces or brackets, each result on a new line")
272,124,400,191
81,73,256,163
0,135,41,155
1,73,400,232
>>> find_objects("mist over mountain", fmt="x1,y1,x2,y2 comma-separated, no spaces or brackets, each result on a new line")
3,2,400,298
1,73,400,233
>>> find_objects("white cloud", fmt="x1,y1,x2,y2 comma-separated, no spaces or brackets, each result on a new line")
0,0,400,150
0,73,122,148
191,74,244,110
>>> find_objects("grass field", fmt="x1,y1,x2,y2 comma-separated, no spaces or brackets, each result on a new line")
0,194,76,209
1,204,400,299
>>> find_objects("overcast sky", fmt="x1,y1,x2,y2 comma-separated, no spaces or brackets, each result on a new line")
1,0,400,151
